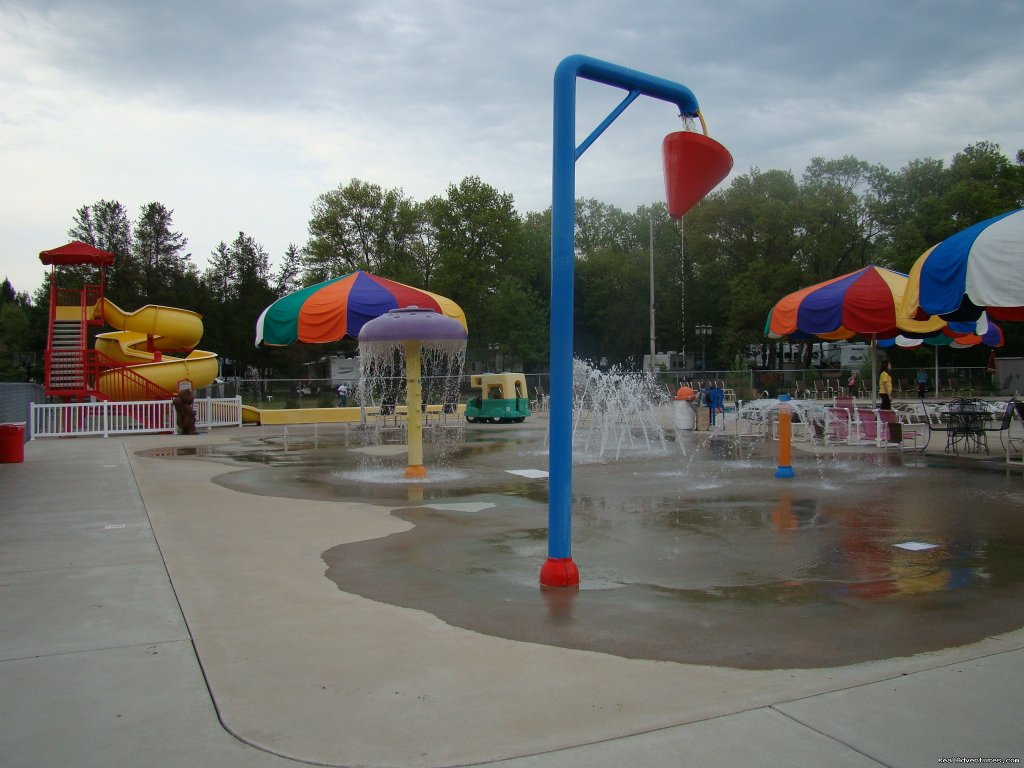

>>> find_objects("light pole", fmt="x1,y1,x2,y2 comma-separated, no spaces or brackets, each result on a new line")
696,324,713,372
649,218,656,372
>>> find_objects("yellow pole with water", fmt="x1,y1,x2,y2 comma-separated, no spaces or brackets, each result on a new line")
404,340,427,479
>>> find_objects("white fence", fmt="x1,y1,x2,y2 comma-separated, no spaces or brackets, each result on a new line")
30,397,242,439
195,397,243,430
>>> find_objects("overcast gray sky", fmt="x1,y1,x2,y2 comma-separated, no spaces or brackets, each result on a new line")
3,0,1022,295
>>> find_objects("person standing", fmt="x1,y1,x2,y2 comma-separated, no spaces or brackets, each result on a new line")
337,382,349,407
916,367,929,398
879,360,894,410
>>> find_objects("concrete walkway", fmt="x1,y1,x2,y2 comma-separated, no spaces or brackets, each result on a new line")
1,428,1022,767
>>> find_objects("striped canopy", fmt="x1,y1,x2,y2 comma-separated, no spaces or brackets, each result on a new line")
255,271,467,347
878,323,1005,350
901,208,1024,327
766,266,945,341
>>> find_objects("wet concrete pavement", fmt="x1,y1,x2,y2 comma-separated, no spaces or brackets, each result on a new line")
2,422,1023,767
212,424,1024,669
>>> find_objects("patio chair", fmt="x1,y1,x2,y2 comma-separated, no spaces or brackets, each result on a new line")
854,407,881,446
813,380,831,399
823,405,852,445
734,406,765,439
983,400,1016,455
1007,401,1024,467
806,411,827,444
896,379,910,397
877,408,919,450
771,406,813,443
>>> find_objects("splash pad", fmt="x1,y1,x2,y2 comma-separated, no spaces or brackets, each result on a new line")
182,417,1024,669
156,376,1024,668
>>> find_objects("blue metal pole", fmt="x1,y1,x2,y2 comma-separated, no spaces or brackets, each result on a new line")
542,55,700,588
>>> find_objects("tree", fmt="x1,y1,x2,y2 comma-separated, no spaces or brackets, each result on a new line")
485,275,548,370
873,143,1024,272
518,208,552,300
199,232,277,371
408,201,442,289
685,169,803,366
575,198,640,256
426,176,522,346
231,232,274,310
304,179,420,284
945,142,1024,226
0,279,33,380
274,243,304,297
132,202,190,304
576,244,649,364
66,199,133,296
0,277,15,305
797,156,886,279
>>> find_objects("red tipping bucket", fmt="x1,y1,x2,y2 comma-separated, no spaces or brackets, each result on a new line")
662,131,733,219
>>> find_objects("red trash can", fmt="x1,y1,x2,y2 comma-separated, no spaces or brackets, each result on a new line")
0,423,26,463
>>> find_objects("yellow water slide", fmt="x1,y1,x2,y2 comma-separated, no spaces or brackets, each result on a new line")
92,298,218,400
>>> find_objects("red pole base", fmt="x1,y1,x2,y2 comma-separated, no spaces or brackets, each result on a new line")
404,464,428,479
540,557,580,588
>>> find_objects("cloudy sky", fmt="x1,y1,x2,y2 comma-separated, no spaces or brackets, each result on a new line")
2,0,1022,296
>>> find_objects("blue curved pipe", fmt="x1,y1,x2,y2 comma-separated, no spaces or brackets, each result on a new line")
547,55,700,570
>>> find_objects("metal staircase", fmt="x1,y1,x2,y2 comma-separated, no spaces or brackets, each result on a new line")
46,318,87,394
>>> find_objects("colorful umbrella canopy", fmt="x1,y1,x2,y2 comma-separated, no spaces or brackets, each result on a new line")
901,208,1024,326
878,323,1005,351
255,271,467,347
765,266,945,341
878,324,1004,399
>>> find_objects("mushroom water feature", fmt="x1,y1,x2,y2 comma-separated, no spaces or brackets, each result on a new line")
357,307,468,479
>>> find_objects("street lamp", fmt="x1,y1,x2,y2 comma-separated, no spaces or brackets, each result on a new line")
696,324,713,372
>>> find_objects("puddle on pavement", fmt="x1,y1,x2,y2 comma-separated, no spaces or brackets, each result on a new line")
142,430,1024,669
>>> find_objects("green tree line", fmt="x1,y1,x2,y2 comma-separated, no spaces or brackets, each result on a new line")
2,141,1022,383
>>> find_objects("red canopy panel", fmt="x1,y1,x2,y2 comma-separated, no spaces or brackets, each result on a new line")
39,240,116,267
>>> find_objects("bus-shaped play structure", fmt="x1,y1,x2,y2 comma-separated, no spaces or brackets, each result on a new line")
465,373,530,423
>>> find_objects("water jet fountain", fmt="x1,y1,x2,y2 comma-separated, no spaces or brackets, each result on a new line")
570,359,669,462
357,307,468,479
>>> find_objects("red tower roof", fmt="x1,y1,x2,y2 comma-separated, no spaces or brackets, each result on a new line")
39,240,116,267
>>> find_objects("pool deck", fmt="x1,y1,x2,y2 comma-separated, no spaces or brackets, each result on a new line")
2,423,1023,767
